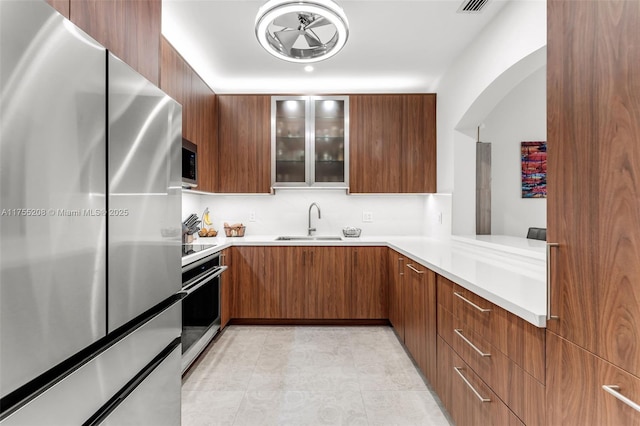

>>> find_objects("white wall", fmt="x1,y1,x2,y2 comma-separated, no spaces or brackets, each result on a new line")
483,66,547,237
435,0,547,235
183,190,446,238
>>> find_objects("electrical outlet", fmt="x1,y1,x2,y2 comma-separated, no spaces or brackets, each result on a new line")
362,211,374,223
438,212,443,225
249,211,256,222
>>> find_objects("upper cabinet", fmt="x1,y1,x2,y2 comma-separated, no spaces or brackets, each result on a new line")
160,38,217,193
349,94,436,193
272,96,349,188
68,0,162,86
218,95,272,193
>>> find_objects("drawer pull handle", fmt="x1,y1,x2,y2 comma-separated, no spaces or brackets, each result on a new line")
454,366,491,403
546,242,560,320
454,292,491,313
454,329,491,357
602,385,640,413
406,264,424,274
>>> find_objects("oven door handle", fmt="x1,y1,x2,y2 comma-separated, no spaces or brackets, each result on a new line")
180,265,227,296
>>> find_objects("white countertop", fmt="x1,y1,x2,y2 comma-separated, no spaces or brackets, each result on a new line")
182,234,547,328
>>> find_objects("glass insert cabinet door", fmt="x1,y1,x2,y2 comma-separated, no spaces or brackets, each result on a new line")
272,96,349,188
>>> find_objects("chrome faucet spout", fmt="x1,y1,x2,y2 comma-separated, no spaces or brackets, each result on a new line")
308,202,321,236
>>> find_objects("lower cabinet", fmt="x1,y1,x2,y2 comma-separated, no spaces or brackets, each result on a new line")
404,261,437,385
220,249,231,329
350,247,388,319
230,245,378,320
265,246,351,319
436,274,546,425
547,331,640,426
388,249,405,341
438,336,524,426
229,246,265,318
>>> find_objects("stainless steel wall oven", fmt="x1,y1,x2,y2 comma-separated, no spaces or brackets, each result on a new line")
181,250,227,372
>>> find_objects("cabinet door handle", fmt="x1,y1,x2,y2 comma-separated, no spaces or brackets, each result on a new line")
547,242,560,320
453,292,491,313
454,329,491,357
406,264,424,274
398,258,404,276
602,385,640,413
303,251,306,267
454,367,491,403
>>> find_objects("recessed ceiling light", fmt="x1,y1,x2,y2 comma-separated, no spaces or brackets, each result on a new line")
255,0,349,63
304,65,314,72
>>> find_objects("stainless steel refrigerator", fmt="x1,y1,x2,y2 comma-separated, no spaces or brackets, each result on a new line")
0,1,182,424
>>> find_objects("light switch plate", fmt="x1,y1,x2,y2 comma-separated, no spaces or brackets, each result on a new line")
362,211,373,223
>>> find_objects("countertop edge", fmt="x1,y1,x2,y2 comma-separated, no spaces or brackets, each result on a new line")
181,236,547,328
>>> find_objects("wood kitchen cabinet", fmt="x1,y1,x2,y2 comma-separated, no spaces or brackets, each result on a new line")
46,0,70,17
265,246,304,319
350,247,388,319
266,246,351,319
217,95,271,193
404,261,436,385
438,336,524,426
349,95,403,193
402,95,437,193
547,332,640,426
160,38,218,192
220,249,231,329
388,249,405,341
69,0,161,86
229,246,265,319
547,1,640,422
349,94,436,193
307,247,351,319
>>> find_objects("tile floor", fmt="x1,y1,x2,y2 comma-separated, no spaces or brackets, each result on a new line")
182,325,451,426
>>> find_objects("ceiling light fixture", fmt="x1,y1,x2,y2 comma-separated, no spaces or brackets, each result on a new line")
255,0,349,63
304,65,314,72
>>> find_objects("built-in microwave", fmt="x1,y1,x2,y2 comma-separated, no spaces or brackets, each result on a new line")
182,138,197,188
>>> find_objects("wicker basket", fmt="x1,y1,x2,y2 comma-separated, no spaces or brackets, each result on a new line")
224,225,246,237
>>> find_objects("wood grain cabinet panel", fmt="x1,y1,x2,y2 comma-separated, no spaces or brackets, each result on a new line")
547,332,640,426
438,336,522,426
401,94,437,193
547,0,640,380
220,249,230,329
229,246,265,319
349,94,436,193
264,246,301,319
440,305,546,425
404,263,437,385
46,0,70,18
160,38,217,193
349,95,403,193
217,95,271,193
308,247,351,319
70,0,161,86
387,249,405,341
350,247,388,318
264,246,350,319
448,278,545,383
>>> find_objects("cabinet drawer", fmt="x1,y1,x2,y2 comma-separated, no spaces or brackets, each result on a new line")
437,336,523,426
439,306,546,425
442,276,545,383
548,332,640,425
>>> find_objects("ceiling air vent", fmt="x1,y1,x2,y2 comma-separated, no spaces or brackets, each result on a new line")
457,0,489,13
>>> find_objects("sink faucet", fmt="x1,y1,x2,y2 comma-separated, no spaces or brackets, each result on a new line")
308,202,321,236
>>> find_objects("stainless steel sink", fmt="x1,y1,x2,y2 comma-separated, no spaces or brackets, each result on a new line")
275,236,342,241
